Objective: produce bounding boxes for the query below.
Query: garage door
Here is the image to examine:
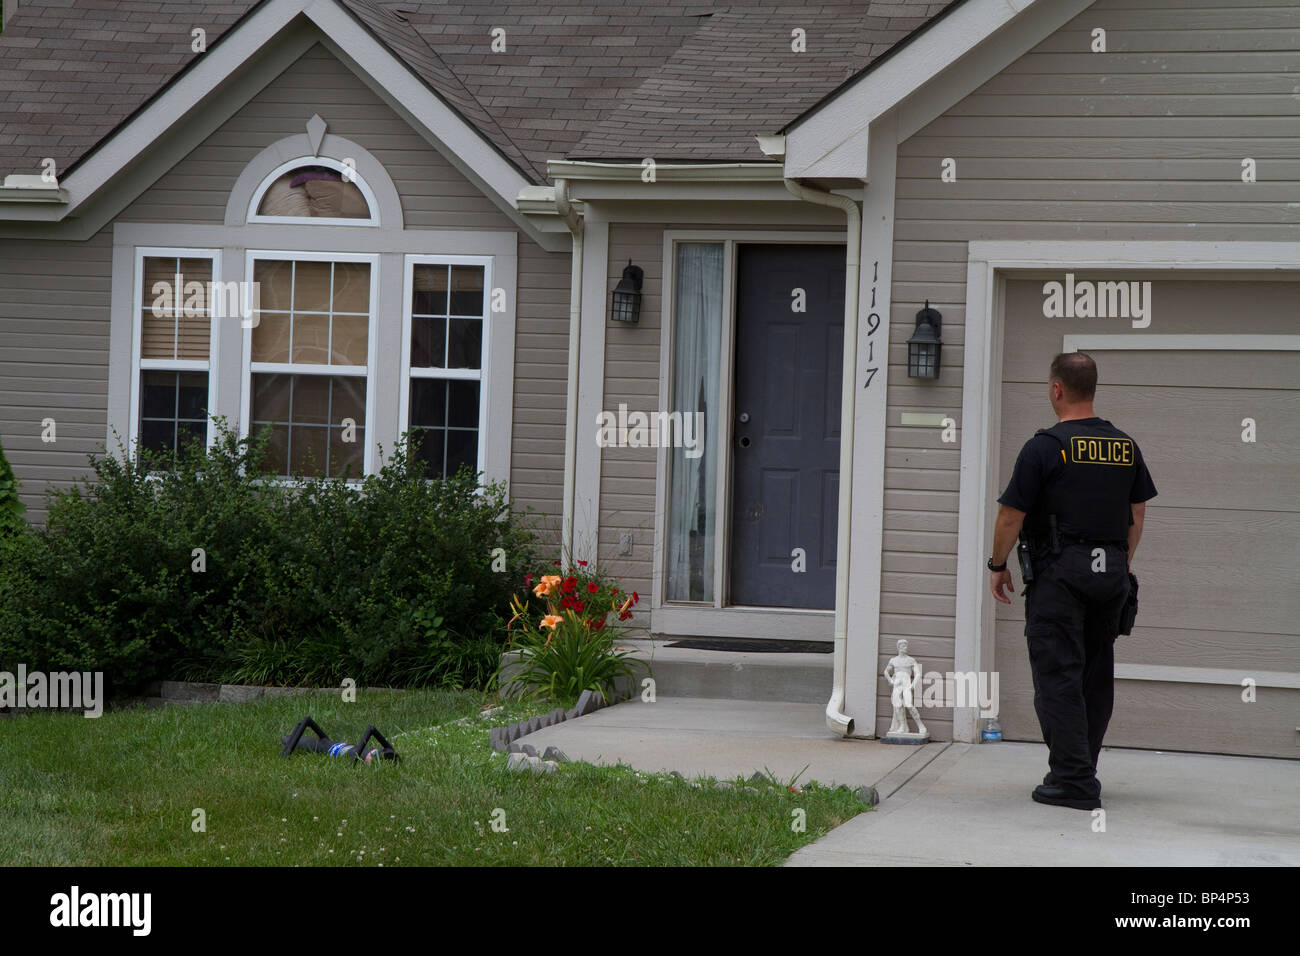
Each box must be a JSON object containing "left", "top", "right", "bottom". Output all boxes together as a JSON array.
[{"left": 995, "top": 275, "right": 1300, "bottom": 758}]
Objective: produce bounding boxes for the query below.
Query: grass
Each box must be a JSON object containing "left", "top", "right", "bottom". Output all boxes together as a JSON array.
[{"left": 0, "top": 689, "right": 867, "bottom": 866}]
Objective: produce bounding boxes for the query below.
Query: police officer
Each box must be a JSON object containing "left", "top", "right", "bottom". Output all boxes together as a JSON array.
[{"left": 987, "top": 352, "right": 1157, "bottom": 810}]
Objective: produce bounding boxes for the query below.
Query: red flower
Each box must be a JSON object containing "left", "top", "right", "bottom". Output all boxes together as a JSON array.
[
  {"left": 610, "top": 588, "right": 619, "bottom": 595},
  {"left": 577, "top": 560, "right": 588, "bottom": 567},
  {"left": 553, "top": 560, "right": 561, "bottom": 567},
  {"left": 524, "top": 573, "right": 533, "bottom": 588},
  {"left": 632, "top": 591, "right": 640, "bottom": 605},
  {"left": 561, "top": 595, "right": 575, "bottom": 610},
  {"left": 587, "top": 582, "right": 599, "bottom": 594},
  {"left": 575, "top": 600, "right": 585, "bottom": 613},
  {"left": 562, "top": 576, "right": 577, "bottom": 593},
  {"left": 619, "top": 610, "right": 632, "bottom": 621},
  {"left": 592, "top": 619, "right": 606, "bottom": 631}
]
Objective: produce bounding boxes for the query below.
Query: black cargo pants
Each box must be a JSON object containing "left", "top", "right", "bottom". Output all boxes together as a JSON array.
[{"left": 1024, "top": 541, "right": 1131, "bottom": 799}]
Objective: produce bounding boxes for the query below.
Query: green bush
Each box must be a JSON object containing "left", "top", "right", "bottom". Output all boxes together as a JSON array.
[
  {"left": 0, "top": 423, "right": 539, "bottom": 695},
  {"left": 0, "top": 436, "right": 25, "bottom": 539}
]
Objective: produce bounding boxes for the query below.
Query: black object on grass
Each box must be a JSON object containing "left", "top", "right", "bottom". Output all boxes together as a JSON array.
[{"left": 280, "top": 715, "right": 401, "bottom": 764}]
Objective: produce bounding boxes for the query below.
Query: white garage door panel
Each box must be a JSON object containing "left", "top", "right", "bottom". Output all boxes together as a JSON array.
[
  {"left": 999, "top": 277, "right": 1300, "bottom": 386},
  {"left": 1000, "top": 384, "right": 1300, "bottom": 512},
  {"left": 994, "top": 625, "right": 1299, "bottom": 758}
]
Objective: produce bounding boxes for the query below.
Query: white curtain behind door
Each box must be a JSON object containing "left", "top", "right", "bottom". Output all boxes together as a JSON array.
[{"left": 666, "top": 242, "right": 724, "bottom": 602}]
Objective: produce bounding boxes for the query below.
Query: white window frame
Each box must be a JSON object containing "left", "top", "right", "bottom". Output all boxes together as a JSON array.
[
  {"left": 246, "top": 156, "right": 381, "bottom": 228},
  {"left": 129, "top": 246, "right": 222, "bottom": 457},
  {"left": 399, "top": 254, "right": 495, "bottom": 480},
  {"left": 239, "top": 249, "right": 381, "bottom": 478}
]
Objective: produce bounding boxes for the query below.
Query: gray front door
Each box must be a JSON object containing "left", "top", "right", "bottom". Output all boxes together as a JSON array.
[{"left": 730, "top": 244, "right": 844, "bottom": 608}]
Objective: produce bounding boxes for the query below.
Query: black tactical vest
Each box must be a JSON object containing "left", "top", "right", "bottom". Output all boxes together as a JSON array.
[{"left": 1026, "top": 419, "right": 1138, "bottom": 542}]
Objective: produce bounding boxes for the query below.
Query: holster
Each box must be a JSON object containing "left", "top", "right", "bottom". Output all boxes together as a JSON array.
[
  {"left": 1118, "top": 571, "right": 1139, "bottom": 635},
  {"left": 1016, "top": 533, "right": 1034, "bottom": 585}
]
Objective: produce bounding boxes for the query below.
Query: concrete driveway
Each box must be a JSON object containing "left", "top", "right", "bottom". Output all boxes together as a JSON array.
[{"left": 518, "top": 697, "right": 1300, "bottom": 866}]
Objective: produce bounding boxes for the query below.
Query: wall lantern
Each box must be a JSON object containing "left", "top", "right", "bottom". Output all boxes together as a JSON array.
[
  {"left": 907, "top": 300, "right": 943, "bottom": 379},
  {"left": 610, "top": 260, "right": 644, "bottom": 324}
]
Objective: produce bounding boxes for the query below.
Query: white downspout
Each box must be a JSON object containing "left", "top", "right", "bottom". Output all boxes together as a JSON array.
[
  {"left": 784, "top": 178, "right": 860, "bottom": 737},
  {"left": 555, "top": 179, "right": 584, "bottom": 567}
]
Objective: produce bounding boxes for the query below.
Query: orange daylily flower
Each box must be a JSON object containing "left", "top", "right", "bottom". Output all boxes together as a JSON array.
[
  {"left": 540, "top": 614, "right": 563, "bottom": 630},
  {"left": 533, "top": 575, "right": 563, "bottom": 597}
]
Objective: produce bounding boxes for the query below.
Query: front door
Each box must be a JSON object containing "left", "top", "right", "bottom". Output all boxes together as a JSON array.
[{"left": 729, "top": 244, "right": 844, "bottom": 608}]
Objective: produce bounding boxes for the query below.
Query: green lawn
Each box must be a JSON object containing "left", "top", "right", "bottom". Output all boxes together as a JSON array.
[{"left": 0, "top": 689, "right": 865, "bottom": 866}]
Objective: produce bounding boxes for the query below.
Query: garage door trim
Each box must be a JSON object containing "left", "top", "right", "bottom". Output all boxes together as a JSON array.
[{"left": 951, "top": 239, "right": 1300, "bottom": 744}]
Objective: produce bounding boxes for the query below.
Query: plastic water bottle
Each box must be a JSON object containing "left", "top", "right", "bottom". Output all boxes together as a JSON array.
[{"left": 981, "top": 716, "right": 1002, "bottom": 742}]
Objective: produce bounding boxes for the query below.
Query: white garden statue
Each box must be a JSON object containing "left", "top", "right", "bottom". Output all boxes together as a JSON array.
[{"left": 882, "top": 638, "right": 928, "bottom": 741}]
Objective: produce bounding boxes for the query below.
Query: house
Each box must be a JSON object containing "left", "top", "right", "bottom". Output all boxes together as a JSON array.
[{"left": 1, "top": 0, "right": 1296, "bottom": 757}]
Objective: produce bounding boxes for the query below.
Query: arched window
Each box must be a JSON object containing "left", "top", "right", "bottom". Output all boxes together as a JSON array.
[{"left": 247, "top": 157, "right": 378, "bottom": 226}]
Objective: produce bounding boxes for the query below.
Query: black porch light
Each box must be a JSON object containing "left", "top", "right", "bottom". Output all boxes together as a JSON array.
[
  {"left": 907, "top": 300, "right": 943, "bottom": 379},
  {"left": 610, "top": 260, "right": 644, "bottom": 324}
]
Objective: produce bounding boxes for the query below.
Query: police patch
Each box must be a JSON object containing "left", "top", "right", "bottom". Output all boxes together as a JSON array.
[{"left": 1069, "top": 436, "right": 1134, "bottom": 466}]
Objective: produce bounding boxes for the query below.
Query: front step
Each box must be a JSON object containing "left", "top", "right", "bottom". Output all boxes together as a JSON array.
[{"left": 620, "top": 639, "right": 832, "bottom": 704}]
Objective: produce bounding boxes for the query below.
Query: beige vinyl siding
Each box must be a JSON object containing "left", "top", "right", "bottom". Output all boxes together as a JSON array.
[
  {"left": 598, "top": 223, "right": 665, "bottom": 597},
  {"left": 879, "top": 0, "right": 1300, "bottom": 737},
  {"left": 119, "top": 43, "right": 516, "bottom": 232},
  {"left": 0, "top": 228, "right": 114, "bottom": 525},
  {"left": 511, "top": 239, "right": 570, "bottom": 548}
]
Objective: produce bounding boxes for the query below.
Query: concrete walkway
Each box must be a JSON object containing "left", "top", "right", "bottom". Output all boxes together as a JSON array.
[{"left": 519, "top": 697, "right": 1300, "bottom": 866}]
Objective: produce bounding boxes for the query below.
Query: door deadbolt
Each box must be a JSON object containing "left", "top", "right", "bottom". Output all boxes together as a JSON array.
[{"left": 738, "top": 436, "right": 752, "bottom": 449}]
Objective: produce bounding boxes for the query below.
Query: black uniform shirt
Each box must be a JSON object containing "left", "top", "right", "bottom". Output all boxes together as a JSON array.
[{"left": 998, "top": 417, "right": 1158, "bottom": 526}]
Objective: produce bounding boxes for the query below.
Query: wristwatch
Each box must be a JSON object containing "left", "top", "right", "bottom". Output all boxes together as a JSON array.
[{"left": 987, "top": 557, "right": 1007, "bottom": 572}]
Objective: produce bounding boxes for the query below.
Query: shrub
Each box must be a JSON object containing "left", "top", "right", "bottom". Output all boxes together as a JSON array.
[
  {"left": 0, "top": 423, "right": 539, "bottom": 695},
  {"left": 0, "top": 436, "right": 25, "bottom": 539}
]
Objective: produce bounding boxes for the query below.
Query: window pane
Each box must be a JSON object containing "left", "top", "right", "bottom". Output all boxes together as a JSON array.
[
  {"left": 177, "top": 419, "right": 206, "bottom": 454},
  {"left": 141, "top": 256, "right": 213, "bottom": 361},
  {"left": 261, "top": 423, "right": 290, "bottom": 476},
  {"left": 291, "top": 312, "right": 330, "bottom": 365},
  {"left": 289, "top": 424, "right": 329, "bottom": 475},
  {"left": 253, "top": 260, "right": 293, "bottom": 311},
  {"left": 412, "top": 264, "right": 448, "bottom": 316},
  {"left": 141, "top": 371, "right": 176, "bottom": 419},
  {"left": 139, "top": 370, "right": 209, "bottom": 463},
  {"left": 331, "top": 314, "right": 368, "bottom": 365},
  {"left": 256, "top": 167, "right": 371, "bottom": 219},
  {"left": 665, "top": 242, "right": 724, "bottom": 602},
  {"left": 251, "top": 373, "right": 366, "bottom": 478},
  {"left": 447, "top": 379, "right": 479, "bottom": 429},
  {"left": 292, "top": 374, "right": 330, "bottom": 424},
  {"left": 251, "top": 313, "right": 291, "bottom": 363},
  {"left": 449, "top": 265, "right": 484, "bottom": 315},
  {"left": 139, "top": 419, "right": 175, "bottom": 458},
  {"left": 252, "top": 372, "right": 291, "bottom": 422},
  {"left": 409, "top": 379, "right": 446, "bottom": 429},
  {"left": 446, "top": 428, "right": 478, "bottom": 477},
  {"left": 411, "top": 315, "right": 445, "bottom": 369},
  {"left": 293, "top": 260, "right": 332, "bottom": 313},
  {"left": 333, "top": 262, "right": 370, "bottom": 313},
  {"left": 176, "top": 371, "right": 208, "bottom": 420},
  {"left": 330, "top": 426, "right": 365, "bottom": 477},
  {"left": 412, "top": 428, "right": 444, "bottom": 478},
  {"left": 448, "top": 318, "right": 482, "bottom": 369}
]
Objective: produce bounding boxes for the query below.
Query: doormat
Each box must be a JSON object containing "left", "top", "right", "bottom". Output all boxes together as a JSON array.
[{"left": 666, "top": 639, "right": 832, "bottom": 654}]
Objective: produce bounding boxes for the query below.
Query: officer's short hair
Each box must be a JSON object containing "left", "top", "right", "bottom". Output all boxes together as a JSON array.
[{"left": 1049, "top": 352, "right": 1097, "bottom": 401}]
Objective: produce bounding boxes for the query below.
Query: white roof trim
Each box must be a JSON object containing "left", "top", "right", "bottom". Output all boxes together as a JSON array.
[
  {"left": 22, "top": 0, "right": 531, "bottom": 223},
  {"left": 784, "top": 0, "right": 1049, "bottom": 180}
]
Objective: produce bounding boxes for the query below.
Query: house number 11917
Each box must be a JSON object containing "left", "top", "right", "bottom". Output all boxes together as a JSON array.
[{"left": 864, "top": 260, "right": 880, "bottom": 389}]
